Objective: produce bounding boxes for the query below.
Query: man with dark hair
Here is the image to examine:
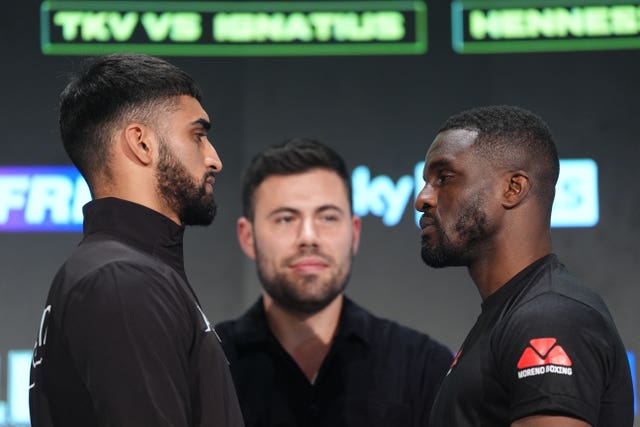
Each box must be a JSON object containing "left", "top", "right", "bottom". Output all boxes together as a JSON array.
[
  {"left": 216, "top": 137, "right": 453, "bottom": 427},
  {"left": 416, "top": 105, "right": 633, "bottom": 426},
  {"left": 29, "top": 53, "right": 244, "bottom": 427}
]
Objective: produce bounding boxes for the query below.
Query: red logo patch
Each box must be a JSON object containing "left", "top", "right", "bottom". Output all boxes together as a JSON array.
[{"left": 517, "top": 338, "right": 572, "bottom": 369}]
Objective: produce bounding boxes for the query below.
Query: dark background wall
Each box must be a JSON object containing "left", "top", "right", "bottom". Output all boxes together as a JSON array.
[{"left": 1, "top": 1, "right": 638, "bottom": 425}]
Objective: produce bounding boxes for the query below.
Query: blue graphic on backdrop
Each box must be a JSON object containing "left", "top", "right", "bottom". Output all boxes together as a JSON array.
[
  {"left": 0, "top": 166, "right": 89, "bottom": 232},
  {"left": 353, "top": 159, "right": 599, "bottom": 228},
  {"left": 0, "top": 160, "right": 599, "bottom": 232}
]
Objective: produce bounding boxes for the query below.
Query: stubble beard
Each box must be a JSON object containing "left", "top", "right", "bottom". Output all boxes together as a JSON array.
[
  {"left": 420, "top": 195, "right": 489, "bottom": 268},
  {"left": 256, "top": 247, "right": 352, "bottom": 315},
  {"left": 155, "top": 138, "right": 217, "bottom": 226}
]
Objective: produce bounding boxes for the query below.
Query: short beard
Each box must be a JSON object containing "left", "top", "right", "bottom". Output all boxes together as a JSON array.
[
  {"left": 421, "top": 195, "right": 488, "bottom": 268},
  {"left": 155, "top": 138, "right": 217, "bottom": 226},
  {"left": 256, "top": 248, "right": 351, "bottom": 315}
]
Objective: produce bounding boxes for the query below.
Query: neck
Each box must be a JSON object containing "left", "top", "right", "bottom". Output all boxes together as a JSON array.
[
  {"left": 469, "top": 228, "right": 552, "bottom": 300},
  {"left": 263, "top": 294, "right": 343, "bottom": 383},
  {"left": 95, "top": 153, "right": 182, "bottom": 225}
]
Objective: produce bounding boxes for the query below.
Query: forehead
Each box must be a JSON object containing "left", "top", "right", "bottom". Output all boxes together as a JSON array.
[
  {"left": 165, "top": 95, "right": 209, "bottom": 123},
  {"left": 425, "top": 128, "right": 479, "bottom": 170},
  {"left": 253, "top": 169, "right": 350, "bottom": 212}
]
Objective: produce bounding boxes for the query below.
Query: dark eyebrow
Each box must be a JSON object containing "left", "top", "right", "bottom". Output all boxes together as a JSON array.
[
  {"left": 267, "top": 207, "right": 299, "bottom": 218},
  {"left": 427, "top": 158, "right": 452, "bottom": 172},
  {"left": 317, "top": 205, "right": 345, "bottom": 215},
  {"left": 192, "top": 118, "right": 211, "bottom": 131},
  {"left": 266, "top": 205, "right": 345, "bottom": 218},
  {"left": 424, "top": 158, "right": 453, "bottom": 180}
]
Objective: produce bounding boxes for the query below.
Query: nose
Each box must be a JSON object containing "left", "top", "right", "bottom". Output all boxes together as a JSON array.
[
  {"left": 298, "top": 217, "right": 319, "bottom": 248},
  {"left": 205, "top": 142, "right": 223, "bottom": 172},
  {"left": 415, "top": 183, "right": 436, "bottom": 212}
]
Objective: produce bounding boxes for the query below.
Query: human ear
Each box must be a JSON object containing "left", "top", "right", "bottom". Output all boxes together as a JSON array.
[
  {"left": 351, "top": 215, "right": 362, "bottom": 255},
  {"left": 502, "top": 172, "right": 530, "bottom": 209},
  {"left": 123, "top": 123, "right": 154, "bottom": 166},
  {"left": 237, "top": 217, "right": 256, "bottom": 259}
]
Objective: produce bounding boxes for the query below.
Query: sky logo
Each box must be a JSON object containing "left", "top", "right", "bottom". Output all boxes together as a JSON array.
[
  {"left": 551, "top": 159, "right": 599, "bottom": 227},
  {"left": 353, "top": 159, "right": 599, "bottom": 228},
  {"left": 0, "top": 166, "right": 90, "bottom": 232}
]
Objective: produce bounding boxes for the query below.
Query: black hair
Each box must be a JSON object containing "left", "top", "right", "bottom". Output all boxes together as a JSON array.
[
  {"left": 59, "top": 53, "right": 202, "bottom": 187},
  {"left": 439, "top": 105, "right": 559, "bottom": 211},
  {"left": 241, "top": 137, "right": 352, "bottom": 219}
]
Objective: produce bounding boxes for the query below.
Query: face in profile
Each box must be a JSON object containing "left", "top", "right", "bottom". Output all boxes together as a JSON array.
[
  {"left": 415, "top": 129, "right": 497, "bottom": 268},
  {"left": 239, "top": 169, "right": 361, "bottom": 315},
  {"left": 154, "top": 96, "right": 222, "bottom": 226},
  {"left": 156, "top": 139, "right": 216, "bottom": 225}
]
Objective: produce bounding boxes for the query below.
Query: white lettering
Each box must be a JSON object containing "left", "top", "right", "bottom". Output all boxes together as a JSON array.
[
  {"left": 0, "top": 175, "right": 29, "bottom": 223},
  {"left": 518, "top": 366, "right": 546, "bottom": 378},
  {"left": 8, "top": 351, "right": 32, "bottom": 423},
  {"left": 72, "top": 176, "right": 91, "bottom": 224},
  {"left": 518, "top": 364, "right": 573, "bottom": 379},
  {"left": 352, "top": 166, "right": 413, "bottom": 226},
  {"left": 25, "top": 175, "right": 74, "bottom": 224}
]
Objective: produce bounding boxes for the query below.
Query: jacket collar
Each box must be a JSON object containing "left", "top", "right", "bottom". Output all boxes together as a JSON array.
[
  {"left": 230, "top": 296, "right": 371, "bottom": 349},
  {"left": 82, "top": 197, "right": 186, "bottom": 279}
]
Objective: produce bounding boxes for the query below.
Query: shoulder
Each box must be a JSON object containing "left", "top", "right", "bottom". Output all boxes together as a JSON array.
[
  {"left": 345, "top": 299, "right": 452, "bottom": 362},
  {"left": 61, "top": 237, "right": 181, "bottom": 289},
  {"left": 61, "top": 259, "right": 175, "bottom": 303},
  {"left": 69, "top": 238, "right": 175, "bottom": 278},
  {"left": 492, "top": 271, "right": 625, "bottom": 371},
  {"left": 506, "top": 262, "right": 617, "bottom": 335},
  {"left": 215, "top": 300, "right": 262, "bottom": 335},
  {"left": 52, "top": 242, "right": 190, "bottom": 324},
  {"left": 214, "top": 300, "right": 266, "bottom": 356},
  {"left": 343, "top": 301, "right": 453, "bottom": 392},
  {"left": 215, "top": 318, "right": 238, "bottom": 340},
  {"left": 514, "top": 256, "right": 612, "bottom": 319}
]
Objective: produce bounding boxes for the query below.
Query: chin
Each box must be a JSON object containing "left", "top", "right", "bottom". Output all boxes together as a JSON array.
[{"left": 420, "top": 257, "right": 450, "bottom": 269}]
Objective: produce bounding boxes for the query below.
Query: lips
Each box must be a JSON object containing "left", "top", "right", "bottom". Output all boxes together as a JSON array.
[
  {"left": 419, "top": 215, "right": 438, "bottom": 237},
  {"left": 419, "top": 214, "right": 435, "bottom": 230},
  {"left": 289, "top": 257, "right": 329, "bottom": 273},
  {"left": 204, "top": 175, "right": 216, "bottom": 192}
]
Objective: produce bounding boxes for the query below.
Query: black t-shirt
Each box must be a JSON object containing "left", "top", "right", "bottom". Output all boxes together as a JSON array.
[
  {"left": 216, "top": 297, "right": 453, "bottom": 427},
  {"left": 29, "top": 198, "right": 244, "bottom": 427},
  {"left": 429, "top": 254, "right": 634, "bottom": 427}
]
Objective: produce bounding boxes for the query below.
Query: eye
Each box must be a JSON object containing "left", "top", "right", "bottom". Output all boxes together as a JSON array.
[
  {"left": 436, "top": 172, "right": 454, "bottom": 185},
  {"left": 317, "top": 209, "right": 343, "bottom": 224},
  {"left": 195, "top": 132, "right": 207, "bottom": 142},
  {"left": 275, "top": 215, "right": 294, "bottom": 224},
  {"left": 321, "top": 214, "right": 339, "bottom": 222}
]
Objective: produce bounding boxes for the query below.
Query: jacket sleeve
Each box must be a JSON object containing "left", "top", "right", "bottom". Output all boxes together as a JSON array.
[{"left": 62, "top": 262, "right": 194, "bottom": 426}]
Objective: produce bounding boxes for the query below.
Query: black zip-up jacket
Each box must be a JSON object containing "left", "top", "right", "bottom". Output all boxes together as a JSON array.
[{"left": 30, "top": 197, "right": 244, "bottom": 427}]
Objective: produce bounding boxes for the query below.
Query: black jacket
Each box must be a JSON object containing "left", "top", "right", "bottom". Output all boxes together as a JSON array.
[{"left": 30, "top": 197, "right": 244, "bottom": 427}]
